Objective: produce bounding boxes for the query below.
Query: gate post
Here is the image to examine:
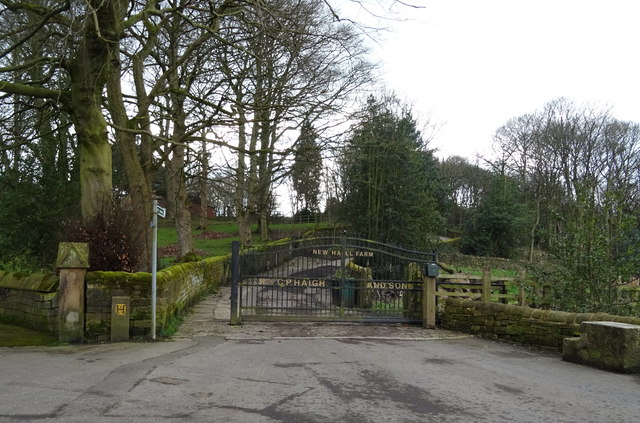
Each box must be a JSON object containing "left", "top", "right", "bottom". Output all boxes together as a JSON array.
[
  {"left": 56, "top": 242, "right": 89, "bottom": 343},
  {"left": 482, "top": 268, "right": 491, "bottom": 302},
  {"left": 423, "top": 275, "right": 436, "bottom": 329},
  {"left": 518, "top": 269, "right": 527, "bottom": 306},
  {"left": 230, "top": 241, "right": 241, "bottom": 325},
  {"left": 339, "top": 232, "right": 346, "bottom": 315}
]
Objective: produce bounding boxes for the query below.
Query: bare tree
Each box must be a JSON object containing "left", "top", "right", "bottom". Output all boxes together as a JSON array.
[
  {"left": 0, "top": 0, "right": 130, "bottom": 221},
  {"left": 105, "top": 0, "right": 239, "bottom": 262},
  {"left": 215, "top": 0, "right": 373, "bottom": 245},
  {"left": 492, "top": 98, "right": 640, "bottom": 309}
]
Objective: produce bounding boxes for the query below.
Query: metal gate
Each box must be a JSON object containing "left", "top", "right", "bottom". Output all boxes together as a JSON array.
[{"left": 230, "top": 235, "right": 437, "bottom": 324}]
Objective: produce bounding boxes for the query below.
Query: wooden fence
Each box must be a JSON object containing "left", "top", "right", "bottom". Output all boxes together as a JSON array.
[{"left": 435, "top": 268, "right": 550, "bottom": 305}]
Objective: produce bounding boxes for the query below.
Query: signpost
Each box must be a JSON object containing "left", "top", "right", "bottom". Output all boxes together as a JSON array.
[{"left": 151, "top": 200, "right": 166, "bottom": 340}]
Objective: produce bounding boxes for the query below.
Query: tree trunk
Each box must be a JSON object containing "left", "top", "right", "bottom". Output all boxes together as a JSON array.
[
  {"left": 74, "top": 114, "right": 113, "bottom": 223},
  {"left": 238, "top": 212, "right": 253, "bottom": 248},
  {"left": 199, "top": 139, "right": 209, "bottom": 229},
  {"left": 67, "top": 0, "right": 127, "bottom": 222},
  {"left": 165, "top": 12, "right": 194, "bottom": 258},
  {"left": 167, "top": 144, "right": 193, "bottom": 257},
  {"left": 528, "top": 197, "right": 541, "bottom": 263},
  {"left": 120, "top": 147, "right": 153, "bottom": 270},
  {"left": 234, "top": 103, "right": 255, "bottom": 248},
  {"left": 259, "top": 211, "right": 269, "bottom": 242},
  {"left": 106, "top": 66, "right": 154, "bottom": 271},
  {"left": 166, "top": 90, "right": 193, "bottom": 257}
]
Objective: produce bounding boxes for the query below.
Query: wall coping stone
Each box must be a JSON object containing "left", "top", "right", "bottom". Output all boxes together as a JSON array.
[
  {"left": 563, "top": 321, "right": 640, "bottom": 373},
  {"left": 0, "top": 271, "right": 59, "bottom": 292}
]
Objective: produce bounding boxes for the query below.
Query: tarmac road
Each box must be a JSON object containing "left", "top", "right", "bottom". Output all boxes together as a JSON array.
[{"left": 1, "top": 288, "right": 639, "bottom": 422}]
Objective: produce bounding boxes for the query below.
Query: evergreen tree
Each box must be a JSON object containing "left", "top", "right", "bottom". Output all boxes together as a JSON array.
[
  {"left": 338, "top": 94, "right": 442, "bottom": 247},
  {"left": 291, "top": 121, "right": 323, "bottom": 214},
  {"left": 0, "top": 125, "right": 80, "bottom": 270},
  {"left": 461, "top": 171, "right": 531, "bottom": 258}
]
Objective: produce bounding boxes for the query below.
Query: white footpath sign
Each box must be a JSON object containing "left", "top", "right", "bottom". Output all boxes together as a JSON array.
[{"left": 156, "top": 205, "right": 166, "bottom": 218}]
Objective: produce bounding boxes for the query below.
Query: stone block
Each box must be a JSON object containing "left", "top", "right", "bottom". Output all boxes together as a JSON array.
[
  {"left": 56, "top": 243, "right": 89, "bottom": 269},
  {"left": 58, "top": 268, "right": 87, "bottom": 343},
  {"left": 111, "top": 296, "right": 130, "bottom": 342},
  {"left": 562, "top": 321, "right": 640, "bottom": 373}
]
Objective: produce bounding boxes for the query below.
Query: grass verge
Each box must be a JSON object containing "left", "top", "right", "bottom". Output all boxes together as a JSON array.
[{"left": 0, "top": 322, "right": 58, "bottom": 347}]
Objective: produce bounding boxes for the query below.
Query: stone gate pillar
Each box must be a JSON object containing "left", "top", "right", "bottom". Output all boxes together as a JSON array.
[{"left": 56, "top": 242, "right": 89, "bottom": 343}]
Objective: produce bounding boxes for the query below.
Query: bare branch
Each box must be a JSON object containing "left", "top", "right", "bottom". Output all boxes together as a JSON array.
[
  {"left": 0, "top": 0, "right": 71, "bottom": 59},
  {"left": 0, "top": 80, "right": 68, "bottom": 103}
]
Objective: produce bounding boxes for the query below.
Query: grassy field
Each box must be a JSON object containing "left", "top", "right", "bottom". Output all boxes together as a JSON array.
[{"left": 158, "top": 219, "right": 330, "bottom": 261}]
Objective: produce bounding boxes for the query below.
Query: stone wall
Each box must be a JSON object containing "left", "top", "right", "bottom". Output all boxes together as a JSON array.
[
  {"left": 85, "top": 255, "right": 230, "bottom": 342},
  {"left": 0, "top": 271, "right": 59, "bottom": 334},
  {"left": 441, "top": 298, "right": 640, "bottom": 349}
]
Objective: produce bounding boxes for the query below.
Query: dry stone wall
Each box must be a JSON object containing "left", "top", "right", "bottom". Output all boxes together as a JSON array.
[
  {"left": 0, "top": 271, "right": 59, "bottom": 334},
  {"left": 1, "top": 255, "right": 230, "bottom": 341},
  {"left": 85, "top": 255, "right": 230, "bottom": 342},
  {"left": 441, "top": 298, "right": 640, "bottom": 349}
]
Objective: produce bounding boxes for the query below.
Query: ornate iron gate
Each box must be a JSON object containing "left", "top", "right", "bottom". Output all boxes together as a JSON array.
[{"left": 230, "top": 236, "right": 436, "bottom": 324}]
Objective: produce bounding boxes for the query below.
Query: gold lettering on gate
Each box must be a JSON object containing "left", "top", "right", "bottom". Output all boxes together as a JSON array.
[
  {"left": 366, "top": 282, "right": 411, "bottom": 290},
  {"left": 257, "top": 278, "right": 329, "bottom": 288},
  {"left": 312, "top": 249, "right": 374, "bottom": 258}
]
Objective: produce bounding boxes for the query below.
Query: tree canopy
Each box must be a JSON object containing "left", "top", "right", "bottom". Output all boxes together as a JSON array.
[
  {"left": 491, "top": 98, "right": 640, "bottom": 312},
  {"left": 338, "top": 94, "right": 443, "bottom": 247},
  {"left": 0, "top": 0, "right": 375, "bottom": 266}
]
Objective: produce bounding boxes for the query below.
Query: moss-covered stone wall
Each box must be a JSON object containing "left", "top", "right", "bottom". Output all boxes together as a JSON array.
[
  {"left": 441, "top": 298, "right": 640, "bottom": 349},
  {"left": 0, "top": 271, "right": 59, "bottom": 334},
  {"left": 85, "top": 255, "right": 230, "bottom": 342}
]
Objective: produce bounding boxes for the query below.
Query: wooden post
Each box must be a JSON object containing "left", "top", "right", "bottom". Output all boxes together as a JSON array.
[
  {"left": 543, "top": 284, "right": 551, "bottom": 308},
  {"left": 423, "top": 275, "right": 436, "bottom": 329},
  {"left": 482, "top": 267, "right": 491, "bottom": 302},
  {"left": 518, "top": 269, "right": 527, "bottom": 306}
]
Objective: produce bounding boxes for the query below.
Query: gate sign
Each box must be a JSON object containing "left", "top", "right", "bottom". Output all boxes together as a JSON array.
[
  {"left": 231, "top": 236, "right": 437, "bottom": 325},
  {"left": 156, "top": 204, "right": 166, "bottom": 218}
]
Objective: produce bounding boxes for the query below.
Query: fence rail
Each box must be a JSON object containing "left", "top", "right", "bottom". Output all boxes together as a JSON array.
[{"left": 434, "top": 268, "right": 550, "bottom": 308}]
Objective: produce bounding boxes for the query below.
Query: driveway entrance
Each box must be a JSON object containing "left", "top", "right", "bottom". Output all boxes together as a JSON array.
[{"left": 230, "top": 236, "right": 437, "bottom": 324}]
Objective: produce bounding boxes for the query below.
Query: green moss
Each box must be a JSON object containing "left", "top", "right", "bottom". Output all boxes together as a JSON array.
[
  {"left": 83, "top": 256, "right": 229, "bottom": 342},
  {"left": 130, "top": 307, "right": 151, "bottom": 320},
  {"left": 158, "top": 316, "right": 183, "bottom": 338},
  {"left": 87, "top": 271, "right": 151, "bottom": 288},
  {"left": 85, "top": 320, "right": 109, "bottom": 335},
  {"left": 587, "top": 349, "right": 603, "bottom": 360},
  {"left": 175, "top": 251, "right": 202, "bottom": 263},
  {"left": 0, "top": 271, "right": 59, "bottom": 292}
]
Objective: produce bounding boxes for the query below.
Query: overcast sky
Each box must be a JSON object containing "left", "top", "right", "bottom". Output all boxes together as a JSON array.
[{"left": 364, "top": 0, "right": 640, "bottom": 160}]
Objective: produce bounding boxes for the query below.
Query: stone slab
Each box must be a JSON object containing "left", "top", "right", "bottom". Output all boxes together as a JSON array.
[
  {"left": 563, "top": 321, "right": 640, "bottom": 373},
  {"left": 111, "top": 296, "right": 131, "bottom": 342}
]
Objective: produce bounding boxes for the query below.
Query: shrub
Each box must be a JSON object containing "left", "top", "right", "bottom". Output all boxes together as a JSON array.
[{"left": 64, "top": 201, "right": 146, "bottom": 272}]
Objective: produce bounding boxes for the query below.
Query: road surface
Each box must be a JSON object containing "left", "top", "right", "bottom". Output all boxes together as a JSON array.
[{"left": 1, "top": 288, "right": 638, "bottom": 422}]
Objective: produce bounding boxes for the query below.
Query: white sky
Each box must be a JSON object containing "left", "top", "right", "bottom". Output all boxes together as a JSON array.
[{"left": 367, "top": 0, "right": 640, "bottom": 160}]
